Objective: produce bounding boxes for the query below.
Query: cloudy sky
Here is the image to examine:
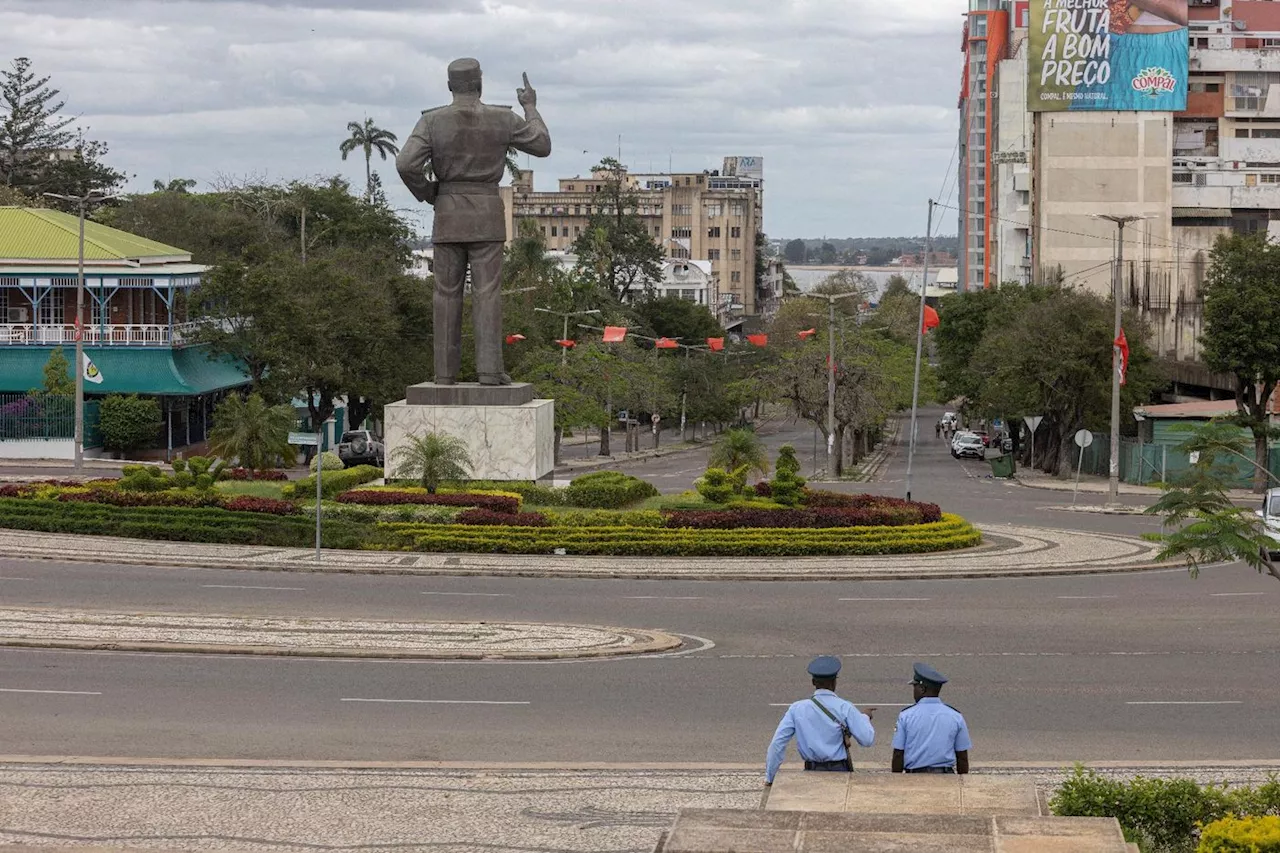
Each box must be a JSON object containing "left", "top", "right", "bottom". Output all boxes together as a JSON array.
[{"left": 0, "top": 0, "right": 963, "bottom": 239}]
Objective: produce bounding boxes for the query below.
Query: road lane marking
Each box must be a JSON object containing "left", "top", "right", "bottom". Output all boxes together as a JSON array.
[
  {"left": 420, "top": 592, "right": 511, "bottom": 597},
  {"left": 1126, "top": 696, "right": 1244, "bottom": 701},
  {"left": 623, "top": 596, "right": 706, "bottom": 600},
  {"left": 1057, "top": 596, "right": 1118, "bottom": 600},
  {"left": 201, "top": 584, "right": 305, "bottom": 591},
  {"left": 0, "top": 577, "right": 33, "bottom": 581},
  {"left": 839, "top": 597, "right": 930, "bottom": 602},
  {"left": 1211, "top": 593, "right": 1266, "bottom": 597},
  {"left": 0, "top": 688, "right": 100, "bottom": 696},
  {"left": 340, "top": 698, "right": 529, "bottom": 705}
]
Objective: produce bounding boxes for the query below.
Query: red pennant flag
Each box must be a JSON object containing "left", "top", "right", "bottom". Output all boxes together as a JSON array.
[
  {"left": 747, "top": 334, "right": 768, "bottom": 347},
  {"left": 707, "top": 337, "right": 725, "bottom": 352},
  {"left": 73, "top": 314, "right": 83, "bottom": 342},
  {"left": 655, "top": 337, "right": 679, "bottom": 349},
  {"left": 1114, "top": 328, "right": 1129, "bottom": 386},
  {"left": 504, "top": 334, "right": 526, "bottom": 345},
  {"left": 798, "top": 328, "right": 817, "bottom": 340},
  {"left": 555, "top": 339, "right": 576, "bottom": 349},
  {"left": 602, "top": 325, "right": 628, "bottom": 343},
  {"left": 922, "top": 304, "right": 940, "bottom": 332}
]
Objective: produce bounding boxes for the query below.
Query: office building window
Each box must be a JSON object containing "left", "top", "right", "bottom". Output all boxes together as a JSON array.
[
  {"left": 708, "top": 226, "right": 721, "bottom": 238},
  {"left": 704, "top": 202, "right": 722, "bottom": 217},
  {"left": 575, "top": 225, "right": 582, "bottom": 236},
  {"left": 37, "top": 295, "right": 64, "bottom": 326},
  {"left": 730, "top": 201, "right": 745, "bottom": 216},
  {"left": 731, "top": 249, "right": 742, "bottom": 260},
  {"left": 681, "top": 289, "right": 697, "bottom": 302},
  {"left": 551, "top": 226, "right": 558, "bottom": 237},
  {"left": 708, "top": 249, "right": 720, "bottom": 261},
  {"left": 672, "top": 227, "right": 692, "bottom": 238},
  {"left": 672, "top": 204, "right": 692, "bottom": 216},
  {"left": 730, "top": 226, "right": 741, "bottom": 238},
  {"left": 730, "top": 271, "right": 742, "bottom": 283}
]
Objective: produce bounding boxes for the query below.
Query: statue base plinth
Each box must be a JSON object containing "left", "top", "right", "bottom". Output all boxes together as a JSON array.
[
  {"left": 406, "top": 382, "right": 535, "bottom": 407},
  {"left": 384, "top": 394, "right": 554, "bottom": 482}
]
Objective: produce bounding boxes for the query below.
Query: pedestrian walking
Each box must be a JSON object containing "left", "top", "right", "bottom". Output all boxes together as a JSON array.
[
  {"left": 764, "top": 656, "right": 875, "bottom": 789},
  {"left": 935, "top": 421, "right": 942, "bottom": 439},
  {"left": 891, "top": 663, "right": 971, "bottom": 774}
]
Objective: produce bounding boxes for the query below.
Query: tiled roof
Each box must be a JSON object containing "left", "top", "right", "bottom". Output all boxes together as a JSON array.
[
  {"left": 0, "top": 207, "right": 190, "bottom": 262},
  {"left": 1136, "top": 400, "right": 1245, "bottom": 418}
]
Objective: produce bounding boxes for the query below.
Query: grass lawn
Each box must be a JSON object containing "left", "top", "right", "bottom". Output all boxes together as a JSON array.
[{"left": 215, "top": 480, "right": 288, "bottom": 499}]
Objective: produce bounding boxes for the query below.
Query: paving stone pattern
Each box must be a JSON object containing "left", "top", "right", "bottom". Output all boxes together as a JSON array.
[{"left": 0, "top": 609, "right": 677, "bottom": 659}]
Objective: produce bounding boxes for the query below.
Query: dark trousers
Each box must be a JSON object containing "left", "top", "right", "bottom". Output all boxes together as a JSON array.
[
  {"left": 804, "top": 759, "right": 851, "bottom": 772},
  {"left": 905, "top": 766, "right": 955, "bottom": 774},
  {"left": 432, "top": 241, "right": 505, "bottom": 382}
]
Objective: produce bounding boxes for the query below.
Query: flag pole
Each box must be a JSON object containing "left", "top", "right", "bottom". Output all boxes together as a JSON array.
[{"left": 904, "top": 199, "right": 933, "bottom": 503}]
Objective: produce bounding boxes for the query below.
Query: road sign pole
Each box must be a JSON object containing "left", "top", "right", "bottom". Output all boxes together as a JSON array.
[
  {"left": 315, "top": 424, "right": 323, "bottom": 564},
  {"left": 1073, "top": 444, "right": 1085, "bottom": 507}
]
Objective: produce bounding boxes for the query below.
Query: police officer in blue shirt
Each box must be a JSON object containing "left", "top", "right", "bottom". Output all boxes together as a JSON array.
[
  {"left": 764, "top": 656, "right": 875, "bottom": 787},
  {"left": 891, "top": 662, "right": 971, "bottom": 774}
]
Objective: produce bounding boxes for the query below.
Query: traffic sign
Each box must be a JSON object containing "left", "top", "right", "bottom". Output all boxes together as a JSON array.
[
  {"left": 288, "top": 432, "right": 318, "bottom": 446},
  {"left": 1074, "top": 429, "right": 1093, "bottom": 449},
  {"left": 1024, "top": 415, "right": 1043, "bottom": 433}
]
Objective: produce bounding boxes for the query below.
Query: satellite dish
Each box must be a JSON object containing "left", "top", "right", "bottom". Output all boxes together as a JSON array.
[{"left": 1233, "top": 19, "right": 1247, "bottom": 30}]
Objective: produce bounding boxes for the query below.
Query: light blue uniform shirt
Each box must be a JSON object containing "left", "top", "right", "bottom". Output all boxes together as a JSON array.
[
  {"left": 765, "top": 689, "right": 875, "bottom": 783},
  {"left": 892, "top": 697, "right": 971, "bottom": 770}
]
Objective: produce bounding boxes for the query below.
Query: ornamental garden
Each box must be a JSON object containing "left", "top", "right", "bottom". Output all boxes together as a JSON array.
[{"left": 0, "top": 441, "right": 980, "bottom": 557}]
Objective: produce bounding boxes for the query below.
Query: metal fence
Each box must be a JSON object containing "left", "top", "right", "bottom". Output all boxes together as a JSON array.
[
  {"left": 1072, "top": 432, "right": 1280, "bottom": 489},
  {"left": 0, "top": 393, "right": 101, "bottom": 445}
]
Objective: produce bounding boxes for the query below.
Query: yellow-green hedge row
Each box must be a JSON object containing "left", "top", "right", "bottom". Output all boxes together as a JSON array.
[{"left": 1198, "top": 816, "right": 1280, "bottom": 852}]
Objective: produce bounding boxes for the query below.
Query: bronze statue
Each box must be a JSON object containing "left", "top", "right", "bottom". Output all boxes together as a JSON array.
[{"left": 396, "top": 59, "right": 552, "bottom": 386}]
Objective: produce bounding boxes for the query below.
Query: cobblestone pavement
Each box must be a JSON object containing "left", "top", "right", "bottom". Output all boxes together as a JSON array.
[
  {"left": 1, "top": 762, "right": 1278, "bottom": 852},
  {"left": 0, "top": 609, "right": 679, "bottom": 660},
  {"left": 0, "top": 524, "right": 1165, "bottom": 581}
]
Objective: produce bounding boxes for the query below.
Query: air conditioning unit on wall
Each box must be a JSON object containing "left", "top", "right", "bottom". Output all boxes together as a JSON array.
[{"left": 6, "top": 307, "right": 28, "bottom": 323}]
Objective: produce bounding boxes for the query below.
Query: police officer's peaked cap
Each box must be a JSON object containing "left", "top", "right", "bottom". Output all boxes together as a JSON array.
[
  {"left": 911, "top": 662, "right": 948, "bottom": 686},
  {"left": 448, "top": 58, "right": 483, "bottom": 84},
  {"left": 808, "top": 656, "right": 841, "bottom": 678}
]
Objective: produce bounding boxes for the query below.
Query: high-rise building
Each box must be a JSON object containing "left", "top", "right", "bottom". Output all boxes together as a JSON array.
[
  {"left": 499, "top": 158, "right": 763, "bottom": 324},
  {"left": 958, "top": 0, "right": 1009, "bottom": 291}
]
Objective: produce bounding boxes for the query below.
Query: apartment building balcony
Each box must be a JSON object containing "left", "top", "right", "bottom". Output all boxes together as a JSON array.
[
  {"left": 1222, "top": 136, "right": 1280, "bottom": 162},
  {"left": 0, "top": 323, "right": 200, "bottom": 347},
  {"left": 1191, "top": 46, "right": 1280, "bottom": 73}
]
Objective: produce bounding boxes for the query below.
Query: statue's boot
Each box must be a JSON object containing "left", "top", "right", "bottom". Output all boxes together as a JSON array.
[{"left": 478, "top": 372, "right": 512, "bottom": 386}]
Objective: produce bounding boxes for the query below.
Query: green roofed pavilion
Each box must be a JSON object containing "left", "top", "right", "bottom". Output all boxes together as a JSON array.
[{"left": 0, "top": 206, "right": 190, "bottom": 265}]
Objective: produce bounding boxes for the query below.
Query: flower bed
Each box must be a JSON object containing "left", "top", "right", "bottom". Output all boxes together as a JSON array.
[
  {"left": 382, "top": 514, "right": 981, "bottom": 557},
  {"left": 803, "top": 490, "right": 943, "bottom": 523},
  {"left": 337, "top": 489, "right": 520, "bottom": 514},
  {"left": 663, "top": 506, "right": 925, "bottom": 529},
  {"left": 456, "top": 507, "right": 549, "bottom": 526}
]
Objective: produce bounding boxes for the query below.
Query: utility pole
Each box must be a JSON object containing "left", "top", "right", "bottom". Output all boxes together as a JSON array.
[
  {"left": 1095, "top": 214, "right": 1143, "bottom": 506},
  {"left": 44, "top": 190, "right": 116, "bottom": 472},
  {"left": 904, "top": 199, "right": 934, "bottom": 502},
  {"left": 804, "top": 291, "right": 860, "bottom": 479}
]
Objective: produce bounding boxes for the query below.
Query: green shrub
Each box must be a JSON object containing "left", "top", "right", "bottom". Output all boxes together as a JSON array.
[
  {"left": 563, "top": 471, "right": 659, "bottom": 508},
  {"left": 1199, "top": 816, "right": 1280, "bottom": 852},
  {"left": 305, "top": 501, "right": 461, "bottom": 525},
  {"left": 0, "top": 498, "right": 374, "bottom": 549},
  {"left": 545, "top": 509, "right": 665, "bottom": 528},
  {"left": 120, "top": 465, "right": 169, "bottom": 492},
  {"left": 310, "top": 451, "right": 345, "bottom": 472},
  {"left": 459, "top": 480, "right": 566, "bottom": 506},
  {"left": 99, "top": 394, "right": 162, "bottom": 455},
  {"left": 1051, "top": 767, "right": 1280, "bottom": 852},
  {"left": 283, "top": 464, "right": 382, "bottom": 500},
  {"left": 695, "top": 468, "right": 737, "bottom": 504},
  {"left": 770, "top": 444, "right": 807, "bottom": 507}
]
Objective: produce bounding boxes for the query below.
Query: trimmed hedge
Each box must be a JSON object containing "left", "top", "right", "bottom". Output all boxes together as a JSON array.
[
  {"left": 338, "top": 490, "right": 520, "bottom": 514},
  {"left": 0, "top": 498, "right": 372, "bottom": 548},
  {"left": 461, "top": 480, "right": 566, "bottom": 506},
  {"left": 283, "top": 465, "right": 382, "bottom": 501},
  {"left": 546, "top": 509, "right": 665, "bottom": 528},
  {"left": 57, "top": 487, "right": 223, "bottom": 508},
  {"left": 383, "top": 514, "right": 980, "bottom": 556},
  {"left": 664, "top": 506, "right": 925, "bottom": 529},
  {"left": 804, "top": 490, "right": 943, "bottom": 523},
  {"left": 306, "top": 502, "right": 462, "bottom": 524},
  {"left": 564, "top": 471, "right": 659, "bottom": 508},
  {"left": 1052, "top": 767, "right": 1280, "bottom": 852},
  {"left": 1199, "top": 816, "right": 1280, "bottom": 852},
  {"left": 457, "top": 508, "right": 549, "bottom": 526},
  {"left": 222, "top": 496, "right": 299, "bottom": 515},
  {"left": 224, "top": 468, "right": 289, "bottom": 481}
]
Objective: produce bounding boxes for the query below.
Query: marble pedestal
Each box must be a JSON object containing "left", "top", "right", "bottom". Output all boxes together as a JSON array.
[{"left": 384, "top": 385, "right": 554, "bottom": 481}]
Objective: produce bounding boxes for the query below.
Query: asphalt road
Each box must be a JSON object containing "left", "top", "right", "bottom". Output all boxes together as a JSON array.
[{"left": 1, "top": 414, "right": 1276, "bottom": 767}]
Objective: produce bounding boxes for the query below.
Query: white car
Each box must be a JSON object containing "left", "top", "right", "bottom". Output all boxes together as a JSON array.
[
  {"left": 1257, "top": 488, "right": 1280, "bottom": 561},
  {"left": 951, "top": 433, "right": 986, "bottom": 460}
]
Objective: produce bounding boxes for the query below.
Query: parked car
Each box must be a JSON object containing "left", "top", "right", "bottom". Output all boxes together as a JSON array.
[
  {"left": 1257, "top": 488, "right": 1280, "bottom": 561},
  {"left": 335, "top": 429, "right": 385, "bottom": 467},
  {"left": 941, "top": 411, "right": 959, "bottom": 427},
  {"left": 972, "top": 431, "right": 991, "bottom": 447},
  {"left": 951, "top": 433, "right": 986, "bottom": 461}
]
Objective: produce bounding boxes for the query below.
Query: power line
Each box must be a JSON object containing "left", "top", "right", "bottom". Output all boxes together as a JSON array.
[{"left": 933, "top": 201, "right": 1204, "bottom": 256}]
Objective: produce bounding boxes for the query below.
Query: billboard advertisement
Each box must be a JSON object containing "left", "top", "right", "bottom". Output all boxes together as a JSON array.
[
  {"left": 723, "top": 156, "right": 763, "bottom": 179},
  {"left": 1028, "top": 0, "right": 1188, "bottom": 112}
]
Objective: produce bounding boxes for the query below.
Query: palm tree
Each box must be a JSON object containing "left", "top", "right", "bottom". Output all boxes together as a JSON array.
[
  {"left": 339, "top": 118, "right": 400, "bottom": 201},
  {"left": 391, "top": 432, "right": 472, "bottom": 494},
  {"left": 709, "top": 428, "right": 770, "bottom": 478},
  {"left": 208, "top": 393, "right": 295, "bottom": 472},
  {"left": 504, "top": 147, "right": 522, "bottom": 183}
]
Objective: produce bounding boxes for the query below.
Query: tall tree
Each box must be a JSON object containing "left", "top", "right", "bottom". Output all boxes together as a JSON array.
[
  {"left": 630, "top": 295, "right": 723, "bottom": 342},
  {"left": 339, "top": 118, "right": 400, "bottom": 202},
  {"left": 208, "top": 393, "right": 295, "bottom": 471},
  {"left": 152, "top": 178, "right": 197, "bottom": 193},
  {"left": 570, "top": 158, "right": 662, "bottom": 302},
  {"left": 0, "top": 57, "right": 75, "bottom": 187},
  {"left": 783, "top": 239, "right": 807, "bottom": 264},
  {"left": 1200, "top": 233, "right": 1280, "bottom": 493}
]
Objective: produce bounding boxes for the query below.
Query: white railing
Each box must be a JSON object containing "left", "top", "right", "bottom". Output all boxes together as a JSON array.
[{"left": 0, "top": 323, "right": 199, "bottom": 346}]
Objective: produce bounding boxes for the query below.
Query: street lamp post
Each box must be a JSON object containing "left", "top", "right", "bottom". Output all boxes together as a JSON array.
[
  {"left": 534, "top": 307, "right": 601, "bottom": 364},
  {"left": 1094, "top": 214, "right": 1144, "bottom": 506},
  {"left": 904, "top": 199, "right": 935, "bottom": 503},
  {"left": 43, "top": 190, "right": 115, "bottom": 472}
]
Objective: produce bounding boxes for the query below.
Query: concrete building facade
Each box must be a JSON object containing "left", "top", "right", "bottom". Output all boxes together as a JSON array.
[{"left": 499, "top": 157, "right": 762, "bottom": 323}]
